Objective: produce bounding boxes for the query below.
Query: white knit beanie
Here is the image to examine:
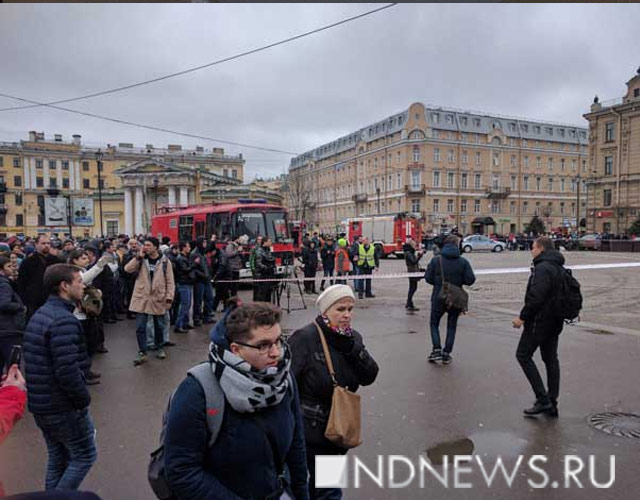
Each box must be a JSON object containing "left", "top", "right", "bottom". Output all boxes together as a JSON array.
[{"left": 316, "top": 284, "right": 356, "bottom": 314}]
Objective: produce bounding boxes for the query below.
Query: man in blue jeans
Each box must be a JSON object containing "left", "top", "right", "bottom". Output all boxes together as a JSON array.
[
  {"left": 424, "top": 235, "right": 476, "bottom": 364},
  {"left": 174, "top": 241, "right": 195, "bottom": 333},
  {"left": 23, "top": 264, "right": 97, "bottom": 490}
]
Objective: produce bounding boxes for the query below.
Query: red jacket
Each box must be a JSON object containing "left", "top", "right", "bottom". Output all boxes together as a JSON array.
[{"left": 0, "top": 385, "right": 26, "bottom": 497}]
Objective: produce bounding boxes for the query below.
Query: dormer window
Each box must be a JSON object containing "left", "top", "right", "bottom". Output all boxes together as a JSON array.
[{"left": 433, "top": 113, "right": 440, "bottom": 123}]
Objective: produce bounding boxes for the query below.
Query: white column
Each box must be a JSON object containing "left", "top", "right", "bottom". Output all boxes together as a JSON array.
[
  {"left": 23, "top": 160, "right": 31, "bottom": 189},
  {"left": 74, "top": 161, "right": 82, "bottom": 190},
  {"left": 124, "top": 188, "right": 133, "bottom": 236},
  {"left": 69, "top": 160, "right": 75, "bottom": 192},
  {"left": 135, "top": 187, "right": 144, "bottom": 235},
  {"left": 56, "top": 160, "right": 62, "bottom": 188},
  {"left": 30, "top": 158, "right": 37, "bottom": 188},
  {"left": 167, "top": 186, "right": 176, "bottom": 206},
  {"left": 179, "top": 186, "right": 188, "bottom": 206},
  {"left": 43, "top": 158, "right": 50, "bottom": 188}
]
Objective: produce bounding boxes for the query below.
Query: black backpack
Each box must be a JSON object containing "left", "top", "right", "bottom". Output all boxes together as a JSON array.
[{"left": 553, "top": 265, "right": 583, "bottom": 323}]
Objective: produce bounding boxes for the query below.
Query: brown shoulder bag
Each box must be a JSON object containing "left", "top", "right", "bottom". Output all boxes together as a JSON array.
[{"left": 315, "top": 321, "right": 362, "bottom": 449}]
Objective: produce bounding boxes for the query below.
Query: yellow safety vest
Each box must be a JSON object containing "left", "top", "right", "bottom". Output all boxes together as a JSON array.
[{"left": 357, "top": 244, "right": 376, "bottom": 267}]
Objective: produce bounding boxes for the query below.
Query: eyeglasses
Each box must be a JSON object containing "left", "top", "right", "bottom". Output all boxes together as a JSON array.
[{"left": 234, "top": 337, "right": 284, "bottom": 355}]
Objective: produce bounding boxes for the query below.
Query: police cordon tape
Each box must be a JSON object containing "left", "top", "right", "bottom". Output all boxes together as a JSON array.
[{"left": 214, "top": 261, "right": 640, "bottom": 284}]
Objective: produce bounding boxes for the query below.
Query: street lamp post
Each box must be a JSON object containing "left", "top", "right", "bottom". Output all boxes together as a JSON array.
[
  {"left": 376, "top": 187, "right": 381, "bottom": 214},
  {"left": 95, "top": 149, "right": 104, "bottom": 237}
]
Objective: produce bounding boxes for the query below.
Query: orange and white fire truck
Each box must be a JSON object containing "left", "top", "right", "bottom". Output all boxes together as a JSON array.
[{"left": 343, "top": 213, "right": 423, "bottom": 258}]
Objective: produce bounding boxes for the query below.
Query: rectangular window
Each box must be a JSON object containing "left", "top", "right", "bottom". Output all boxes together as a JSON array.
[
  {"left": 411, "top": 199, "right": 421, "bottom": 213},
  {"left": 548, "top": 158, "right": 553, "bottom": 171},
  {"left": 447, "top": 150, "right": 454, "bottom": 163},
  {"left": 605, "top": 122, "right": 615, "bottom": 142},
  {"left": 397, "top": 173, "right": 401, "bottom": 189},
  {"left": 434, "top": 148, "right": 440, "bottom": 162},
  {"left": 36, "top": 159, "right": 43, "bottom": 169},
  {"left": 447, "top": 199, "right": 454, "bottom": 213},
  {"left": 461, "top": 173, "right": 468, "bottom": 189},
  {"left": 510, "top": 175, "right": 517, "bottom": 190},
  {"left": 49, "top": 160, "right": 56, "bottom": 169},
  {"left": 491, "top": 201, "right": 500, "bottom": 214},
  {"left": 474, "top": 200, "right": 481, "bottom": 213},
  {"left": 572, "top": 159, "right": 576, "bottom": 172},
  {"left": 603, "top": 189, "right": 612, "bottom": 207},
  {"left": 536, "top": 157, "right": 541, "bottom": 168},
  {"left": 447, "top": 172, "right": 455, "bottom": 188},
  {"left": 523, "top": 201, "right": 528, "bottom": 214},
  {"left": 433, "top": 199, "right": 440, "bottom": 213},
  {"left": 548, "top": 178, "right": 553, "bottom": 191},
  {"left": 492, "top": 174, "right": 500, "bottom": 189},
  {"left": 474, "top": 173, "right": 481, "bottom": 189},
  {"left": 15, "top": 193, "right": 22, "bottom": 206},
  {"left": 82, "top": 161, "right": 89, "bottom": 171},
  {"left": 560, "top": 202, "right": 565, "bottom": 215},
  {"left": 510, "top": 202, "right": 516, "bottom": 215},
  {"left": 16, "top": 214, "right": 23, "bottom": 226},
  {"left": 232, "top": 169, "right": 238, "bottom": 179},
  {"left": 411, "top": 170, "right": 421, "bottom": 188},
  {"left": 396, "top": 151, "right": 401, "bottom": 165},
  {"left": 83, "top": 179, "right": 90, "bottom": 189},
  {"left": 413, "top": 148, "right": 421, "bottom": 162},
  {"left": 432, "top": 171, "right": 440, "bottom": 188},
  {"left": 49, "top": 178, "right": 57, "bottom": 188},
  {"left": 462, "top": 151, "right": 468, "bottom": 164},
  {"left": 523, "top": 176, "right": 529, "bottom": 190},
  {"left": 475, "top": 152, "right": 481, "bottom": 165},
  {"left": 223, "top": 169, "right": 228, "bottom": 177},
  {"left": 461, "top": 200, "right": 467, "bottom": 213},
  {"left": 524, "top": 156, "right": 529, "bottom": 168},
  {"left": 510, "top": 155, "right": 516, "bottom": 167},
  {"left": 36, "top": 176, "right": 44, "bottom": 187},
  {"left": 14, "top": 175, "right": 22, "bottom": 187},
  {"left": 604, "top": 156, "right": 613, "bottom": 175},
  {"left": 13, "top": 157, "right": 20, "bottom": 168},
  {"left": 62, "top": 161, "right": 69, "bottom": 170},
  {"left": 63, "top": 178, "right": 70, "bottom": 189},
  {"left": 536, "top": 177, "right": 541, "bottom": 191},
  {"left": 560, "top": 158, "right": 565, "bottom": 171},
  {"left": 560, "top": 178, "right": 565, "bottom": 192}
]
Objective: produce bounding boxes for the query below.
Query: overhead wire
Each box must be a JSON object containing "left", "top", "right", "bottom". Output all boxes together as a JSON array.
[{"left": 0, "top": 3, "right": 398, "bottom": 113}]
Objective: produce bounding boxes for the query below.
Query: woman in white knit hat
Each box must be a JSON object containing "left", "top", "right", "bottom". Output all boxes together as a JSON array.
[{"left": 288, "top": 284, "right": 379, "bottom": 500}]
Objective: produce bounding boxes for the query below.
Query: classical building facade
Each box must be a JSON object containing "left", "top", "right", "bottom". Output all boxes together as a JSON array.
[
  {"left": 0, "top": 132, "right": 245, "bottom": 236},
  {"left": 583, "top": 68, "right": 640, "bottom": 234},
  {"left": 288, "top": 103, "right": 589, "bottom": 235}
]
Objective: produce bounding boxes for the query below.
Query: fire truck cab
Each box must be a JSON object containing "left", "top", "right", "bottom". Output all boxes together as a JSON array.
[{"left": 344, "top": 213, "right": 423, "bottom": 258}]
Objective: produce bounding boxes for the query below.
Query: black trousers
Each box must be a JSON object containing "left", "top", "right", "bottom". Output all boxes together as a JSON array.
[
  {"left": 516, "top": 322, "right": 562, "bottom": 404},
  {"left": 406, "top": 278, "right": 419, "bottom": 307},
  {"left": 304, "top": 267, "right": 317, "bottom": 293}
]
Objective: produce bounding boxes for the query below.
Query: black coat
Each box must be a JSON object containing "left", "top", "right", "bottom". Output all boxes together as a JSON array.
[
  {"left": 519, "top": 250, "right": 566, "bottom": 334},
  {"left": 255, "top": 246, "right": 276, "bottom": 279},
  {"left": 289, "top": 318, "right": 379, "bottom": 451},
  {"left": 17, "top": 252, "right": 60, "bottom": 317},
  {"left": 23, "top": 296, "right": 91, "bottom": 415},
  {"left": 0, "top": 274, "right": 26, "bottom": 338},
  {"left": 320, "top": 244, "right": 336, "bottom": 269},
  {"left": 301, "top": 246, "right": 318, "bottom": 270},
  {"left": 425, "top": 244, "right": 476, "bottom": 302},
  {"left": 174, "top": 254, "right": 195, "bottom": 285},
  {"left": 403, "top": 244, "right": 423, "bottom": 273}
]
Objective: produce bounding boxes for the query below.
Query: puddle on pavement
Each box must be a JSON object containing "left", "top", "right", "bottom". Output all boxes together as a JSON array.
[
  {"left": 588, "top": 329, "right": 614, "bottom": 335},
  {"left": 425, "top": 432, "right": 529, "bottom": 465}
]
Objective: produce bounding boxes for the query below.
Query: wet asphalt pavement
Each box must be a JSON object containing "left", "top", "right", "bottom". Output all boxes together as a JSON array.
[{"left": 1, "top": 251, "right": 639, "bottom": 499}]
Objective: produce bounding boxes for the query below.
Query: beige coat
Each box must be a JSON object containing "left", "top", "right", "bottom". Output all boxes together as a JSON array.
[{"left": 125, "top": 254, "right": 175, "bottom": 315}]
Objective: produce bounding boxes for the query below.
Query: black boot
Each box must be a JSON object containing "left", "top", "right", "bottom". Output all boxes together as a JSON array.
[{"left": 523, "top": 399, "right": 553, "bottom": 416}]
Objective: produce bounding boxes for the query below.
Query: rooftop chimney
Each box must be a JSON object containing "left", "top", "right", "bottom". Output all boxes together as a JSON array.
[
  {"left": 54, "top": 134, "right": 62, "bottom": 142},
  {"left": 72, "top": 134, "right": 81, "bottom": 146},
  {"left": 28, "top": 131, "right": 37, "bottom": 141}
]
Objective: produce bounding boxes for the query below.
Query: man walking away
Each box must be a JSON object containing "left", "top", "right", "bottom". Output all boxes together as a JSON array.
[
  {"left": 334, "top": 238, "right": 351, "bottom": 285},
  {"left": 23, "top": 264, "right": 97, "bottom": 490},
  {"left": 17, "top": 235, "right": 59, "bottom": 320},
  {"left": 319, "top": 236, "right": 336, "bottom": 291},
  {"left": 512, "top": 236, "right": 565, "bottom": 417},
  {"left": 404, "top": 238, "right": 424, "bottom": 311},
  {"left": 356, "top": 237, "right": 379, "bottom": 299},
  {"left": 125, "top": 237, "right": 175, "bottom": 366},
  {"left": 425, "top": 235, "right": 475, "bottom": 364}
]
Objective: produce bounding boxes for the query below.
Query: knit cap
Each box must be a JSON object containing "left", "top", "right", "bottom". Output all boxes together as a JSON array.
[{"left": 316, "top": 284, "right": 355, "bottom": 314}]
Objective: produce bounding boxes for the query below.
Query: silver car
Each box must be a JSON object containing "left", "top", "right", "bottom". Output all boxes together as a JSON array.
[{"left": 461, "top": 235, "right": 506, "bottom": 253}]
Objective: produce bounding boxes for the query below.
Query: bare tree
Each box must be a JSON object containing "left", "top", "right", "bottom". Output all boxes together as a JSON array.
[{"left": 287, "top": 170, "right": 314, "bottom": 223}]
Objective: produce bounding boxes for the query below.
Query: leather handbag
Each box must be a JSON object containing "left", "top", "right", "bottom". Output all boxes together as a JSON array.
[
  {"left": 437, "top": 256, "right": 469, "bottom": 313},
  {"left": 315, "top": 322, "right": 362, "bottom": 449}
]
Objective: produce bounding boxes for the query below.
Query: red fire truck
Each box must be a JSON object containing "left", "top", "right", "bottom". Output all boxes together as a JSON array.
[
  {"left": 150, "top": 200, "right": 294, "bottom": 278},
  {"left": 343, "top": 213, "right": 423, "bottom": 258}
]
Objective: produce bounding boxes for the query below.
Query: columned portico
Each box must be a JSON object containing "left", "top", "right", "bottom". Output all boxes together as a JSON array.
[
  {"left": 135, "top": 187, "right": 144, "bottom": 235},
  {"left": 124, "top": 188, "right": 134, "bottom": 236}
]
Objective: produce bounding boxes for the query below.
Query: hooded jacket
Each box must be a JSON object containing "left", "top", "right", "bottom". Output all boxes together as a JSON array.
[
  {"left": 17, "top": 251, "right": 60, "bottom": 317},
  {"left": 425, "top": 244, "right": 476, "bottom": 301},
  {"left": 519, "top": 249, "right": 566, "bottom": 328}
]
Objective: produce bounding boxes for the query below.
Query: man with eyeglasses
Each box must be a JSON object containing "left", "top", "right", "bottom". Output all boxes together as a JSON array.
[{"left": 164, "top": 302, "right": 309, "bottom": 500}]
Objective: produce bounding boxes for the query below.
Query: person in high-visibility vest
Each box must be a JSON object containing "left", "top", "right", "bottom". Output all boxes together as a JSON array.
[{"left": 356, "top": 237, "right": 379, "bottom": 299}]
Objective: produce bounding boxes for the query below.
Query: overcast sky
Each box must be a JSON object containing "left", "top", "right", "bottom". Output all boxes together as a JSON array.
[{"left": 1, "top": 3, "right": 638, "bottom": 180}]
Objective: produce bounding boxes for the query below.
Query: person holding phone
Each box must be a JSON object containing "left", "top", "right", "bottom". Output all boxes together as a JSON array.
[{"left": 0, "top": 255, "right": 26, "bottom": 371}]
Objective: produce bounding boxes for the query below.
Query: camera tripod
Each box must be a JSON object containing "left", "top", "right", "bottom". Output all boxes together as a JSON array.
[{"left": 273, "top": 265, "right": 307, "bottom": 314}]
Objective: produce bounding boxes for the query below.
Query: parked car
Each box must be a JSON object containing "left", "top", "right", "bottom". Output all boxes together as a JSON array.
[
  {"left": 578, "top": 233, "right": 602, "bottom": 250},
  {"left": 461, "top": 235, "right": 506, "bottom": 253}
]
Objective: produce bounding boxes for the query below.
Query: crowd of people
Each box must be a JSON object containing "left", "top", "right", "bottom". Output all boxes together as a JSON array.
[{"left": 0, "top": 229, "right": 574, "bottom": 500}]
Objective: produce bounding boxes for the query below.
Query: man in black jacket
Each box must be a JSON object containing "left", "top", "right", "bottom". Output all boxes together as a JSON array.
[
  {"left": 425, "top": 235, "right": 476, "bottom": 364},
  {"left": 23, "top": 264, "right": 97, "bottom": 490},
  {"left": 174, "top": 242, "right": 195, "bottom": 333},
  {"left": 512, "top": 236, "right": 565, "bottom": 417},
  {"left": 254, "top": 237, "right": 276, "bottom": 303},
  {"left": 190, "top": 237, "right": 214, "bottom": 326},
  {"left": 403, "top": 239, "right": 424, "bottom": 311},
  {"left": 17, "top": 234, "right": 59, "bottom": 320},
  {"left": 319, "top": 237, "right": 336, "bottom": 292}
]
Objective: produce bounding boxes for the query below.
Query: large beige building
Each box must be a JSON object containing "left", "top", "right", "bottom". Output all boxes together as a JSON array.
[
  {"left": 584, "top": 68, "right": 640, "bottom": 234},
  {"left": 0, "top": 131, "right": 245, "bottom": 237},
  {"left": 288, "top": 103, "right": 589, "bottom": 235}
]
